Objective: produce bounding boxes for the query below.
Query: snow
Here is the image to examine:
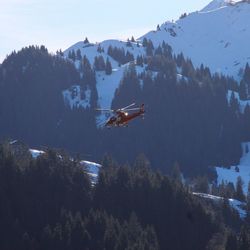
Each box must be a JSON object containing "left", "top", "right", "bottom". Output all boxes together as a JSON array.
[
  {"left": 201, "top": 0, "right": 232, "bottom": 12},
  {"left": 29, "top": 149, "right": 45, "bottom": 158},
  {"left": 64, "top": 39, "right": 145, "bottom": 119},
  {"left": 63, "top": 0, "right": 250, "bottom": 126},
  {"left": 177, "top": 73, "right": 188, "bottom": 82},
  {"left": 141, "top": 0, "right": 250, "bottom": 80},
  {"left": 216, "top": 142, "right": 250, "bottom": 194},
  {"left": 96, "top": 68, "right": 125, "bottom": 110},
  {"left": 229, "top": 198, "right": 247, "bottom": 218},
  {"left": 62, "top": 85, "right": 91, "bottom": 109},
  {"left": 193, "top": 192, "right": 246, "bottom": 218},
  {"left": 80, "top": 160, "right": 102, "bottom": 183},
  {"left": 227, "top": 90, "right": 250, "bottom": 112}
]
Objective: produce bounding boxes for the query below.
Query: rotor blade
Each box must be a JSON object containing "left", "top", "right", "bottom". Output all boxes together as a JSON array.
[
  {"left": 124, "top": 108, "right": 141, "bottom": 111},
  {"left": 121, "top": 103, "right": 136, "bottom": 110},
  {"left": 95, "top": 108, "right": 113, "bottom": 112}
]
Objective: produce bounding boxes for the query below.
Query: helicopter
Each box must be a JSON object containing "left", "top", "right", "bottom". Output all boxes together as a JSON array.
[{"left": 96, "top": 103, "right": 145, "bottom": 128}]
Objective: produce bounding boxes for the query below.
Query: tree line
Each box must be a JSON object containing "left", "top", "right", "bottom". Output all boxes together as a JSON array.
[{"left": 2, "top": 142, "right": 246, "bottom": 250}]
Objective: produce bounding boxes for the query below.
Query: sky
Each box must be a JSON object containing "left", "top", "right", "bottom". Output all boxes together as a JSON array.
[{"left": 0, "top": 0, "right": 212, "bottom": 62}]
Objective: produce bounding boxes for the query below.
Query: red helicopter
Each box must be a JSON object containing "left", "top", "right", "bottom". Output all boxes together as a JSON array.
[{"left": 96, "top": 103, "right": 145, "bottom": 128}]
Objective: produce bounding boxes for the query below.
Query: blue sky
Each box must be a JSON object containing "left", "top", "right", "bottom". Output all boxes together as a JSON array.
[{"left": 0, "top": 0, "right": 211, "bottom": 62}]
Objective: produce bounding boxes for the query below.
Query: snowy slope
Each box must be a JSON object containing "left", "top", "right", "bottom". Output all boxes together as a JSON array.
[
  {"left": 216, "top": 142, "right": 250, "bottom": 194},
  {"left": 63, "top": 0, "right": 250, "bottom": 117},
  {"left": 142, "top": 0, "right": 250, "bottom": 80}
]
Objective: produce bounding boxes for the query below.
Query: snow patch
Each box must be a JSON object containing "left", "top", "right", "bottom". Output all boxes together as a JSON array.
[
  {"left": 193, "top": 192, "right": 246, "bottom": 218},
  {"left": 80, "top": 160, "right": 102, "bottom": 183},
  {"left": 29, "top": 149, "right": 45, "bottom": 158}
]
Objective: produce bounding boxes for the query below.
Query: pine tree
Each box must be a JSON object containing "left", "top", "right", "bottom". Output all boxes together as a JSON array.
[
  {"left": 134, "top": 153, "right": 151, "bottom": 170},
  {"left": 246, "top": 144, "right": 249, "bottom": 154},
  {"left": 193, "top": 176, "right": 209, "bottom": 193},
  {"left": 234, "top": 176, "right": 245, "bottom": 201},
  {"left": 142, "top": 38, "right": 148, "bottom": 47},
  {"left": 97, "top": 45, "right": 104, "bottom": 53},
  {"left": 239, "top": 80, "right": 247, "bottom": 100},
  {"left": 126, "top": 39, "right": 132, "bottom": 47},
  {"left": 229, "top": 91, "right": 240, "bottom": 114},
  {"left": 171, "top": 161, "right": 182, "bottom": 183},
  {"left": 146, "top": 40, "right": 154, "bottom": 56},
  {"left": 238, "top": 226, "right": 250, "bottom": 250},
  {"left": 225, "top": 233, "right": 238, "bottom": 250},
  {"left": 246, "top": 181, "right": 250, "bottom": 223},
  {"left": 136, "top": 55, "right": 143, "bottom": 67},
  {"left": 105, "top": 58, "right": 112, "bottom": 75},
  {"left": 76, "top": 49, "right": 82, "bottom": 60},
  {"left": 83, "top": 37, "right": 89, "bottom": 44},
  {"left": 71, "top": 50, "right": 76, "bottom": 61},
  {"left": 243, "top": 63, "right": 250, "bottom": 98},
  {"left": 94, "top": 56, "right": 105, "bottom": 71},
  {"left": 242, "top": 104, "right": 250, "bottom": 141}
]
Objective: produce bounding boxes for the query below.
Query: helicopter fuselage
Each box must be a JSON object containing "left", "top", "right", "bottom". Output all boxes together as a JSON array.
[{"left": 105, "top": 105, "right": 144, "bottom": 127}]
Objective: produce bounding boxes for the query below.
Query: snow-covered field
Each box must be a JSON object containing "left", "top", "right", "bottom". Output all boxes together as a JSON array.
[{"left": 216, "top": 142, "right": 250, "bottom": 194}]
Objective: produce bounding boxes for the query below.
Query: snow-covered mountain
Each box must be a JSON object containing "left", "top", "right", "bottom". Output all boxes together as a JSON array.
[
  {"left": 64, "top": 39, "right": 145, "bottom": 111},
  {"left": 64, "top": 0, "right": 250, "bottom": 112},
  {"left": 142, "top": 0, "right": 250, "bottom": 80}
]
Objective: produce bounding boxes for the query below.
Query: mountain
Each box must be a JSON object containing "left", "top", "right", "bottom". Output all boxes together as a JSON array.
[
  {"left": 64, "top": 39, "right": 145, "bottom": 111},
  {"left": 64, "top": 0, "right": 250, "bottom": 113},
  {"left": 142, "top": 0, "right": 250, "bottom": 80},
  {"left": 0, "top": 0, "right": 249, "bottom": 178}
]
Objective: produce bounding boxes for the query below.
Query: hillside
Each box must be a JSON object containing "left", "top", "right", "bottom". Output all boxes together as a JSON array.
[
  {"left": 0, "top": 143, "right": 226, "bottom": 250},
  {"left": 63, "top": 0, "right": 250, "bottom": 113},
  {"left": 0, "top": 0, "right": 249, "bottom": 181}
]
